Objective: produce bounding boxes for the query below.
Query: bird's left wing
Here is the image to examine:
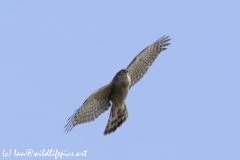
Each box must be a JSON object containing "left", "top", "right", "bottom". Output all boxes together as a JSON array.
[
  {"left": 65, "top": 83, "right": 113, "bottom": 133},
  {"left": 126, "top": 36, "right": 171, "bottom": 89}
]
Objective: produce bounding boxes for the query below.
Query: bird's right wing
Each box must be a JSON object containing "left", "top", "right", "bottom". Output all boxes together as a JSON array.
[
  {"left": 127, "top": 36, "right": 171, "bottom": 89},
  {"left": 65, "top": 83, "right": 113, "bottom": 133}
]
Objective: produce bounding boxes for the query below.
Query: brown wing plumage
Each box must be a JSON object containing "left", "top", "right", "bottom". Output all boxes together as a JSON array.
[
  {"left": 127, "top": 36, "right": 171, "bottom": 88},
  {"left": 65, "top": 83, "right": 113, "bottom": 133}
]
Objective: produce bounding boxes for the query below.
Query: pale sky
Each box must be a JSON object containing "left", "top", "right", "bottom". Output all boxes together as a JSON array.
[{"left": 1, "top": 1, "right": 240, "bottom": 160}]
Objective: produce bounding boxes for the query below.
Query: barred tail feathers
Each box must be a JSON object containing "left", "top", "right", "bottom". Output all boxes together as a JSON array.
[{"left": 103, "top": 103, "right": 128, "bottom": 135}]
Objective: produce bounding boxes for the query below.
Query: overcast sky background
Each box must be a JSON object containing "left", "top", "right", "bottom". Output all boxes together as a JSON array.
[{"left": 1, "top": 1, "right": 240, "bottom": 160}]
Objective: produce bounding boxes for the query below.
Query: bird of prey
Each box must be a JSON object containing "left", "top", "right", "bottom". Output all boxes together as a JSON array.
[{"left": 65, "top": 35, "right": 171, "bottom": 135}]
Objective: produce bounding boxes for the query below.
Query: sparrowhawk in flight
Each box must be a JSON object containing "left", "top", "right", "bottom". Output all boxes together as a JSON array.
[{"left": 65, "top": 35, "right": 171, "bottom": 135}]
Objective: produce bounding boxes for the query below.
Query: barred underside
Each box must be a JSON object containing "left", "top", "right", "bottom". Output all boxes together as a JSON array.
[
  {"left": 64, "top": 84, "right": 112, "bottom": 133},
  {"left": 104, "top": 103, "right": 128, "bottom": 135},
  {"left": 127, "top": 36, "right": 171, "bottom": 88}
]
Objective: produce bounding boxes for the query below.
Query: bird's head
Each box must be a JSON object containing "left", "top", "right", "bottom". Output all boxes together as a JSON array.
[
  {"left": 112, "top": 69, "right": 130, "bottom": 83},
  {"left": 117, "top": 69, "right": 128, "bottom": 76}
]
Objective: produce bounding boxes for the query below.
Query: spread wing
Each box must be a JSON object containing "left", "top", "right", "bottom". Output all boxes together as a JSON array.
[
  {"left": 64, "top": 83, "right": 113, "bottom": 133},
  {"left": 126, "top": 35, "right": 171, "bottom": 88}
]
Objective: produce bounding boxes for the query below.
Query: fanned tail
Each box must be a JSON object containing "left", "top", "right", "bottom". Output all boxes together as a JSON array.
[{"left": 104, "top": 103, "right": 128, "bottom": 135}]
